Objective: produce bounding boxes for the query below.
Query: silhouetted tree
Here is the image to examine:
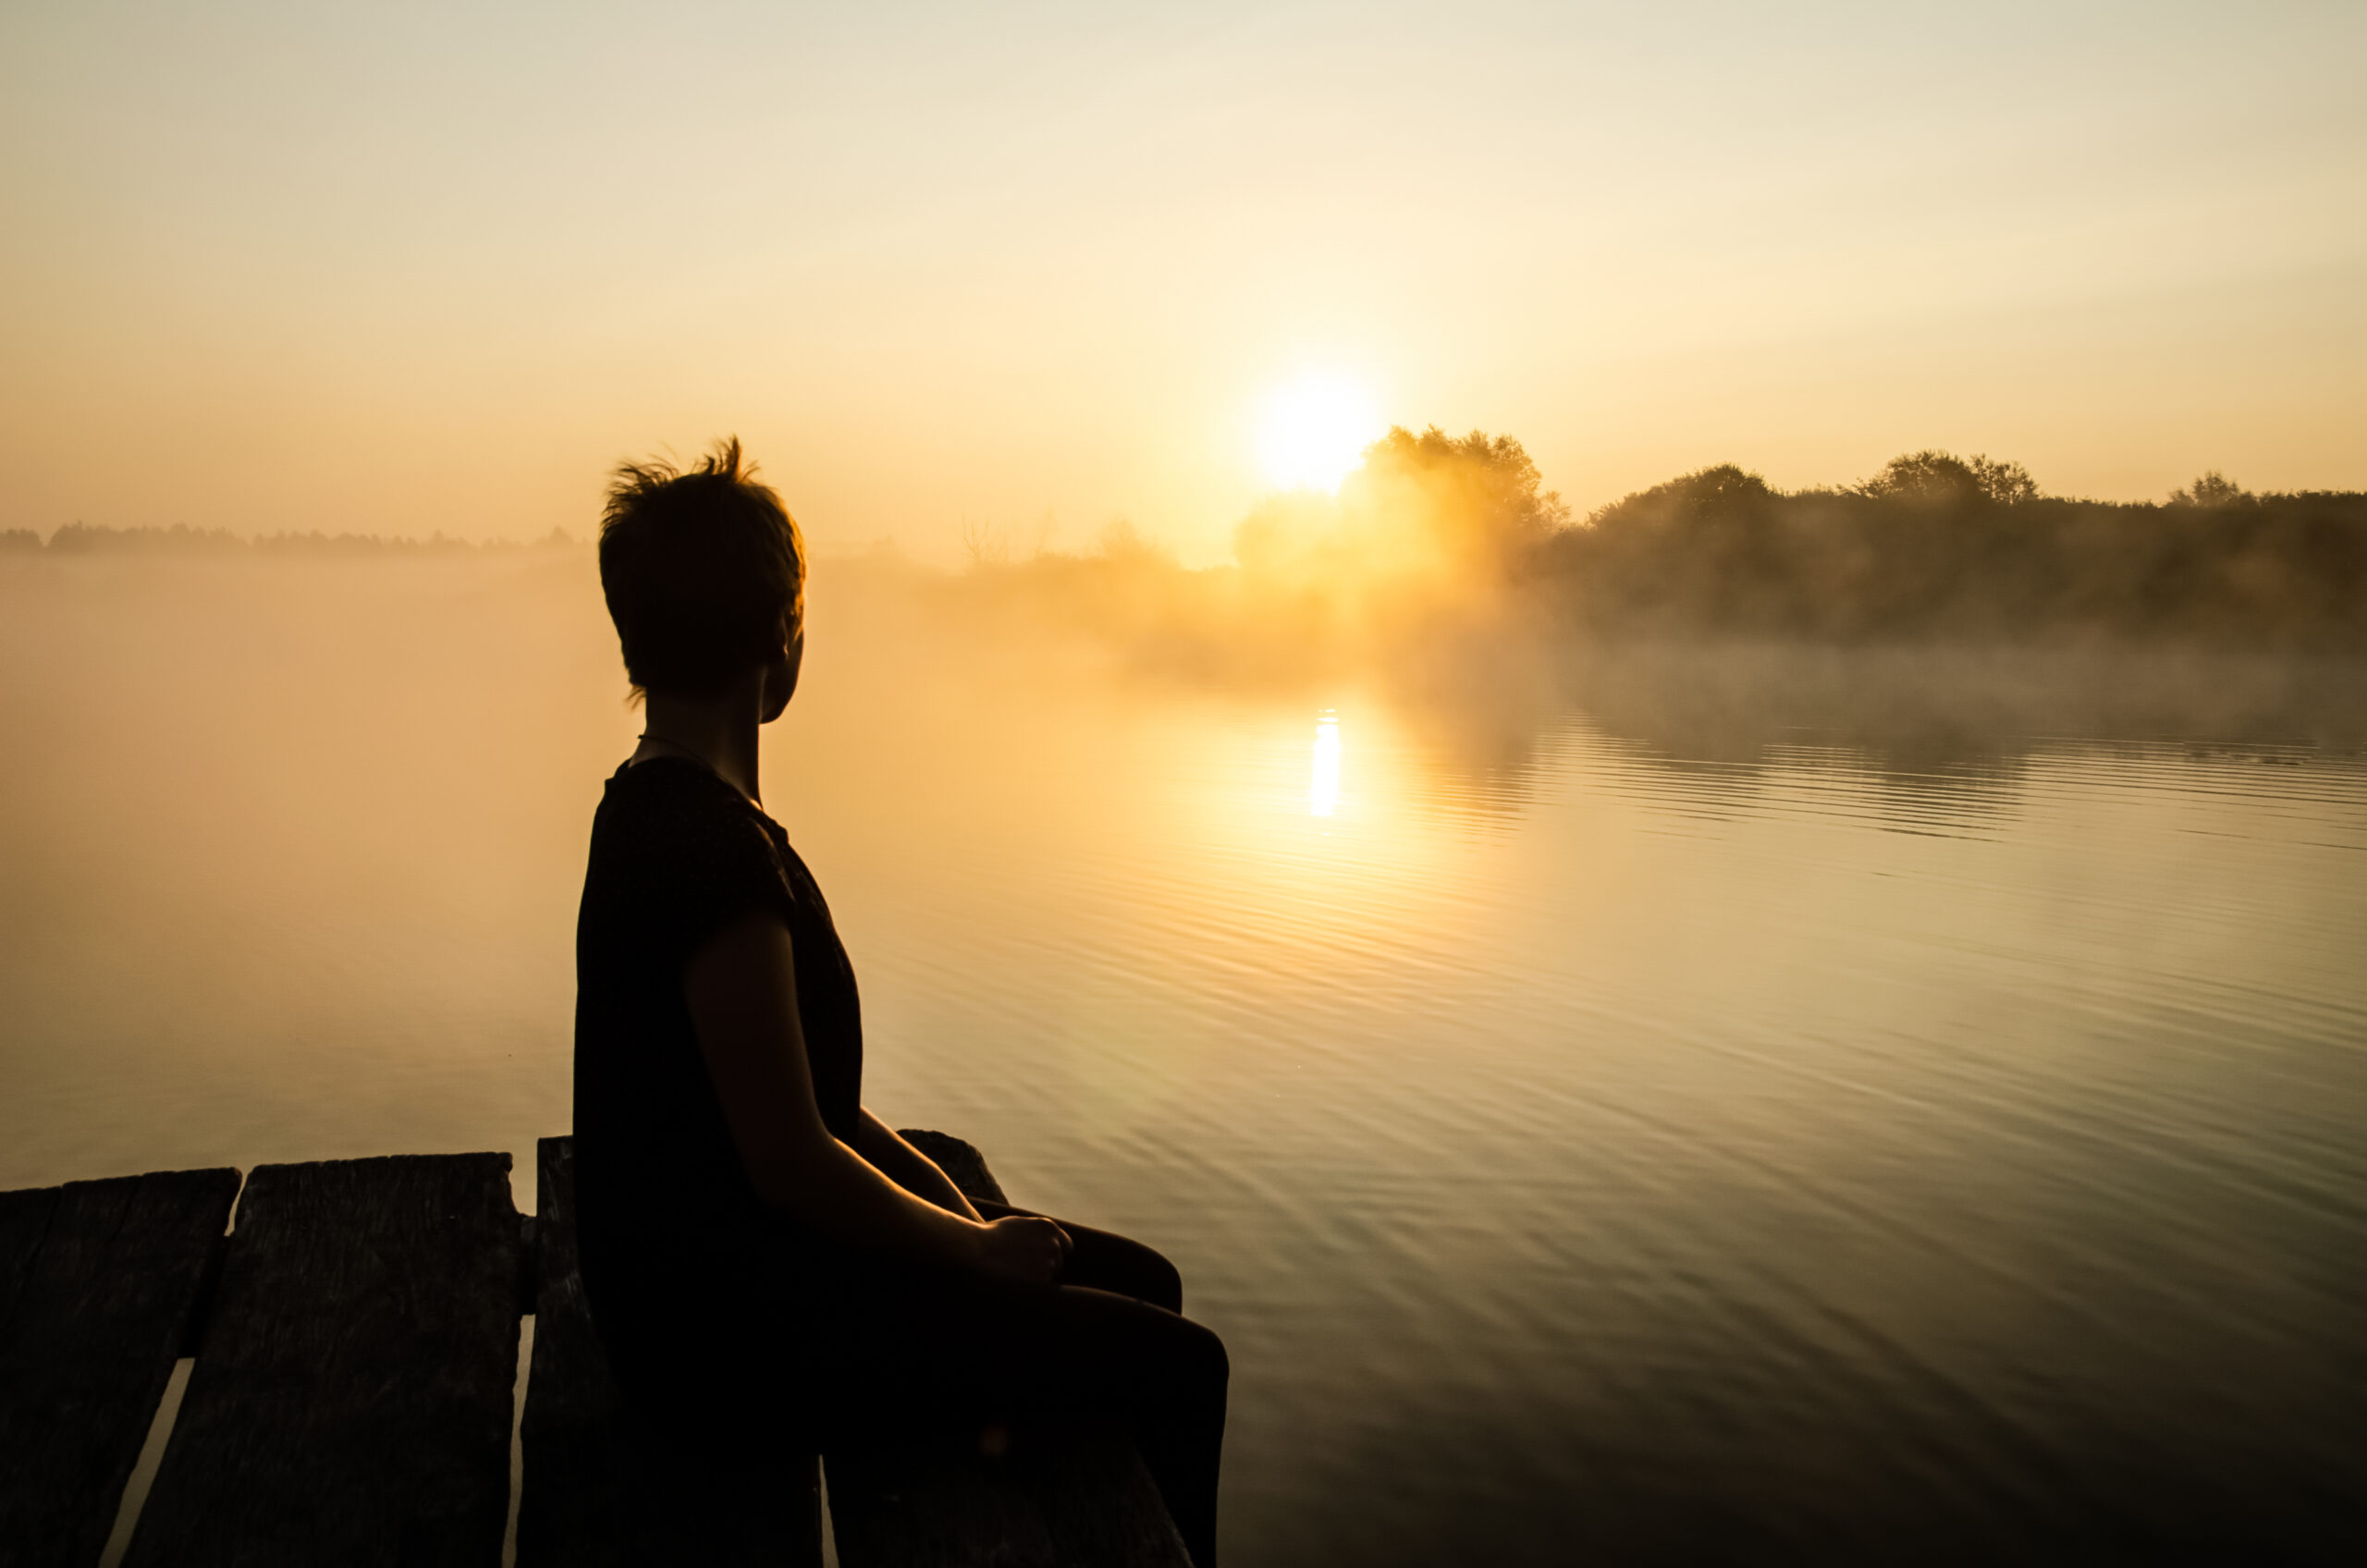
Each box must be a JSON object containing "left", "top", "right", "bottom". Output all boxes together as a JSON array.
[
  {"left": 1095, "top": 517, "right": 1173, "bottom": 567},
  {"left": 1968, "top": 455, "right": 2039, "bottom": 506},
  {"left": 1851, "top": 450, "right": 2038, "bottom": 507},
  {"left": 2169, "top": 472, "right": 2251, "bottom": 508},
  {"left": 1348, "top": 426, "right": 1570, "bottom": 563},
  {"left": 1229, "top": 426, "right": 1568, "bottom": 594},
  {"left": 959, "top": 518, "right": 1010, "bottom": 567},
  {"left": 1579, "top": 464, "right": 1775, "bottom": 533}
]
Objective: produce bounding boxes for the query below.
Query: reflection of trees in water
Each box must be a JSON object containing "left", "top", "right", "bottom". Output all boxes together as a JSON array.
[
  {"left": 1367, "top": 637, "right": 2367, "bottom": 829},
  {"left": 828, "top": 537, "right": 2367, "bottom": 828},
  {"left": 1363, "top": 641, "right": 1571, "bottom": 832},
  {"left": 889, "top": 432, "right": 2366, "bottom": 831}
]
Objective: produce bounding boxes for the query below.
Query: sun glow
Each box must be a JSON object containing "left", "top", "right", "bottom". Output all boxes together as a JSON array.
[
  {"left": 1259, "top": 375, "right": 1377, "bottom": 493},
  {"left": 1310, "top": 708, "right": 1341, "bottom": 817}
]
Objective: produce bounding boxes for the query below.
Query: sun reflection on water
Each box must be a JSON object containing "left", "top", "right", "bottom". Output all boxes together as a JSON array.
[{"left": 1310, "top": 708, "right": 1340, "bottom": 817}]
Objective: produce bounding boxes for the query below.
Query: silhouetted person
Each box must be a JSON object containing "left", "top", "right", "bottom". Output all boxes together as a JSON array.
[{"left": 572, "top": 440, "right": 1226, "bottom": 1563}]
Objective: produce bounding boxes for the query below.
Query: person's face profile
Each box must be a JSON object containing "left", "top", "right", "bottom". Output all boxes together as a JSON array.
[{"left": 760, "top": 622, "right": 803, "bottom": 723}]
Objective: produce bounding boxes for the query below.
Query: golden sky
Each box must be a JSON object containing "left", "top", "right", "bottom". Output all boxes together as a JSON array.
[{"left": 3, "top": 1, "right": 2361, "bottom": 563}]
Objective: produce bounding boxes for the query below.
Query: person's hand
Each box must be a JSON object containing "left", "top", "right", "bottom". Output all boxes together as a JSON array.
[{"left": 974, "top": 1215, "right": 1072, "bottom": 1287}]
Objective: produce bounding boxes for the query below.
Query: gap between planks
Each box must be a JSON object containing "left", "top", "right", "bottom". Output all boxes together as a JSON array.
[
  {"left": 92, "top": 1161, "right": 253, "bottom": 1568},
  {"left": 95, "top": 1357, "right": 191, "bottom": 1568}
]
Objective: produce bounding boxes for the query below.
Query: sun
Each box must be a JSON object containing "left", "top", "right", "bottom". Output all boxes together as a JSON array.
[{"left": 1258, "top": 374, "right": 1377, "bottom": 493}]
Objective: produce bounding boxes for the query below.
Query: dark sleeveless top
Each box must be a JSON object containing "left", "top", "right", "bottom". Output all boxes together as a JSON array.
[{"left": 571, "top": 754, "right": 865, "bottom": 1381}]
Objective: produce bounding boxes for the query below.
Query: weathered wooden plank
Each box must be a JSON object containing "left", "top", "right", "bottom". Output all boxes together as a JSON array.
[
  {"left": 120, "top": 1155, "right": 521, "bottom": 1568},
  {"left": 516, "top": 1135, "right": 822, "bottom": 1568},
  {"left": 0, "top": 1183, "right": 63, "bottom": 1327},
  {"left": 830, "top": 1134, "right": 1195, "bottom": 1568},
  {"left": 0, "top": 1168, "right": 239, "bottom": 1568}
]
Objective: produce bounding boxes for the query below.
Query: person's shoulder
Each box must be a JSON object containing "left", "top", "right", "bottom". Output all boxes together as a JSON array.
[
  {"left": 600, "top": 754, "right": 737, "bottom": 813},
  {"left": 593, "top": 760, "right": 782, "bottom": 875}
]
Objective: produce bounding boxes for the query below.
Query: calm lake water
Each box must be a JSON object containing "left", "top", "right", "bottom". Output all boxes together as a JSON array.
[{"left": 4, "top": 554, "right": 2364, "bottom": 1562}]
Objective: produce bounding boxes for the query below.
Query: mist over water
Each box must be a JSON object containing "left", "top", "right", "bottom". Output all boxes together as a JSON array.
[{"left": 4, "top": 551, "right": 2364, "bottom": 1562}]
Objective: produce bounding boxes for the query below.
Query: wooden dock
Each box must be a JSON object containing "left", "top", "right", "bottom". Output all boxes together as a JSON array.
[{"left": 0, "top": 1133, "right": 1192, "bottom": 1567}]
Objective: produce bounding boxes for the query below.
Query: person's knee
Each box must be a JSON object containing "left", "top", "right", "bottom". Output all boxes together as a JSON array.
[
  {"left": 1144, "top": 1250, "right": 1184, "bottom": 1315},
  {"left": 1176, "top": 1316, "right": 1228, "bottom": 1393},
  {"left": 1088, "top": 1232, "right": 1184, "bottom": 1312}
]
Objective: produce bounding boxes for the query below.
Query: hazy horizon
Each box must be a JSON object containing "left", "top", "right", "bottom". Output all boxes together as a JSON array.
[{"left": 7, "top": 435, "right": 2358, "bottom": 559}]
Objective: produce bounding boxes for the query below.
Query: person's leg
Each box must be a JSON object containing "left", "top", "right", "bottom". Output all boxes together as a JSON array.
[
  {"left": 992, "top": 1284, "right": 1228, "bottom": 1568},
  {"left": 975, "top": 1200, "right": 1184, "bottom": 1313},
  {"left": 1062, "top": 1291, "right": 1226, "bottom": 1567},
  {"left": 817, "top": 1267, "right": 1227, "bottom": 1566}
]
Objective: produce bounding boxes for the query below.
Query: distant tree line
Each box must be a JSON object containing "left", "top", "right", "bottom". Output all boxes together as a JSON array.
[
  {"left": 925, "top": 433, "right": 2367, "bottom": 657},
  {"left": 0, "top": 523, "right": 573, "bottom": 556},
  {"left": 1536, "top": 451, "right": 2367, "bottom": 647}
]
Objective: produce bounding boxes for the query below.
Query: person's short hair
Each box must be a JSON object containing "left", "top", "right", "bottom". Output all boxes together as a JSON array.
[{"left": 598, "top": 437, "right": 804, "bottom": 696}]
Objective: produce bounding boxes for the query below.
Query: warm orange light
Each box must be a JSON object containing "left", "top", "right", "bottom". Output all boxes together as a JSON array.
[
  {"left": 1310, "top": 708, "right": 1341, "bottom": 817},
  {"left": 1259, "top": 375, "right": 1376, "bottom": 494}
]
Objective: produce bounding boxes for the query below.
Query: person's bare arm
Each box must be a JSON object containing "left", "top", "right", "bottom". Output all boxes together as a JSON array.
[
  {"left": 682, "top": 909, "right": 1064, "bottom": 1281},
  {"left": 851, "top": 1110, "right": 985, "bottom": 1222}
]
